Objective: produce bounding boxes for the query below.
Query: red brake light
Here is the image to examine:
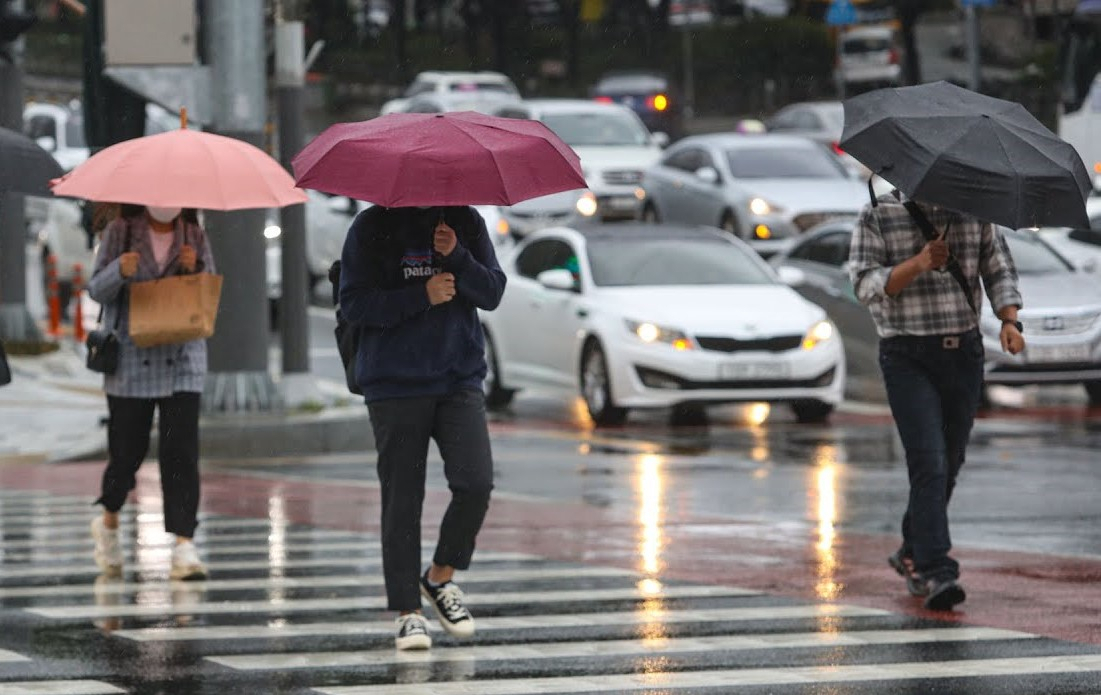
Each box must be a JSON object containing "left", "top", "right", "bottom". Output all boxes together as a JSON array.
[
  {"left": 594, "top": 96, "right": 614, "bottom": 104},
  {"left": 889, "top": 48, "right": 899, "bottom": 65},
  {"left": 831, "top": 142, "right": 846, "bottom": 156}
]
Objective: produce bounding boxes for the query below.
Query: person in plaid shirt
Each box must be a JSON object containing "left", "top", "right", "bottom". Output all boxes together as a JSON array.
[{"left": 849, "top": 191, "right": 1024, "bottom": 611}]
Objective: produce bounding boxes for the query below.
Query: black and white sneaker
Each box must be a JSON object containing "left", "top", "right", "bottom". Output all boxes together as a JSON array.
[
  {"left": 394, "top": 613, "right": 432, "bottom": 651},
  {"left": 420, "top": 574, "right": 475, "bottom": 637}
]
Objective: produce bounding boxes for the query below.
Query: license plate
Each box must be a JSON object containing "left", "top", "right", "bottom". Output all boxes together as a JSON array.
[
  {"left": 720, "top": 362, "right": 790, "bottom": 380},
  {"left": 1025, "top": 344, "right": 1092, "bottom": 364}
]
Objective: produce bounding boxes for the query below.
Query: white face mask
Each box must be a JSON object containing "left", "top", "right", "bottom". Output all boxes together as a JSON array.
[{"left": 147, "top": 206, "right": 181, "bottom": 224}]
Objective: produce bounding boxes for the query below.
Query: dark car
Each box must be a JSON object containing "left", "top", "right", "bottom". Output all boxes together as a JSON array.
[{"left": 590, "top": 71, "right": 683, "bottom": 140}]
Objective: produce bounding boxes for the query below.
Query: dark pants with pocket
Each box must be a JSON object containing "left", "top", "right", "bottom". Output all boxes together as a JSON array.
[
  {"left": 878, "top": 329, "right": 984, "bottom": 583},
  {"left": 367, "top": 389, "right": 494, "bottom": 612},
  {"left": 96, "top": 392, "right": 202, "bottom": 538}
]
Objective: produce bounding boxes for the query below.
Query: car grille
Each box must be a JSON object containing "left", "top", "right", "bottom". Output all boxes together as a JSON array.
[
  {"left": 793, "top": 212, "right": 856, "bottom": 232},
  {"left": 695, "top": 335, "right": 803, "bottom": 352},
  {"left": 1020, "top": 312, "right": 1099, "bottom": 336},
  {"left": 635, "top": 365, "right": 836, "bottom": 391},
  {"left": 507, "top": 210, "right": 573, "bottom": 221},
  {"left": 602, "top": 170, "right": 643, "bottom": 186}
]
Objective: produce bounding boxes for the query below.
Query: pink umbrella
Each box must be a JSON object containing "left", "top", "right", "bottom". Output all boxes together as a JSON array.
[
  {"left": 292, "top": 111, "right": 587, "bottom": 207},
  {"left": 50, "top": 127, "right": 307, "bottom": 210}
]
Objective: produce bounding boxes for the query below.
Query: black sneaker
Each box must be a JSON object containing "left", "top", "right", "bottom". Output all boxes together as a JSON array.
[
  {"left": 888, "top": 548, "right": 929, "bottom": 597},
  {"left": 923, "top": 578, "right": 967, "bottom": 611},
  {"left": 420, "top": 574, "right": 475, "bottom": 637},
  {"left": 394, "top": 613, "right": 432, "bottom": 651}
]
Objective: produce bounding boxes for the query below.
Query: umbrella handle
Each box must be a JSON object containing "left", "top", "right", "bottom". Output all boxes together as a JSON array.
[{"left": 180, "top": 107, "right": 188, "bottom": 130}]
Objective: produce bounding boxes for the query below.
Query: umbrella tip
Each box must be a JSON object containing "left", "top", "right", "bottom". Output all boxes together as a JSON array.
[{"left": 180, "top": 107, "right": 188, "bottom": 130}]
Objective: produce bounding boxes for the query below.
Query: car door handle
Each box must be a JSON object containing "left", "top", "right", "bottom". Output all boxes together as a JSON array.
[{"left": 576, "top": 308, "right": 589, "bottom": 318}]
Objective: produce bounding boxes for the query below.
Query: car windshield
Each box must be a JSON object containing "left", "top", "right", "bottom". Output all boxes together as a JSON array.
[
  {"left": 1005, "top": 233, "right": 1073, "bottom": 273},
  {"left": 65, "top": 114, "right": 86, "bottom": 148},
  {"left": 449, "top": 82, "right": 516, "bottom": 94},
  {"left": 587, "top": 238, "right": 775, "bottom": 286},
  {"left": 595, "top": 75, "right": 666, "bottom": 94},
  {"left": 843, "top": 37, "right": 891, "bottom": 53},
  {"left": 725, "top": 144, "right": 848, "bottom": 179},
  {"left": 541, "top": 112, "right": 650, "bottom": 146}
]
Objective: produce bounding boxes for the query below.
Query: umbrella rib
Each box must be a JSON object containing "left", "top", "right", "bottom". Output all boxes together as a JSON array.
[{"left": 448, "top": 117, "right": 511, "bottom": 203}]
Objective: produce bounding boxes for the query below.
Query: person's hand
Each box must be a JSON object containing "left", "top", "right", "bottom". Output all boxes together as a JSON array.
[
  {"left": 179, "top": 245, "right": 197, "bottom": 273},
  {"left": 118, "top": 252, "right": 140, "bottom": 278},
  {"left": 1000, "top": 322, "right": 1025, "bottom": 355},
  {"left": 426, "top": 272, "right": 456, "bottom": 305},
  {"left": 916, "top": 230, "right": 949, "bottom": 273},
  {"left": 434, "top": 222, "right": 457, "bottom": 257}
]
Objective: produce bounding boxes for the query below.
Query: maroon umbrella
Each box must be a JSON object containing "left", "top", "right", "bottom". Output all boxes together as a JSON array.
[{"left": 291, "top": 111, "right": 587, "bottom": 207}]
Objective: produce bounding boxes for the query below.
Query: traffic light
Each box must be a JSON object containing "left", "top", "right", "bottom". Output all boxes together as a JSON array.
[{"left": 0, "top": 0, "right": 36, "bottom": 44}]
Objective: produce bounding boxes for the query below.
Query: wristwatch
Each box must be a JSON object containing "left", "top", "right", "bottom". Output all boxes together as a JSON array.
[{"left": 1002, "top": 318, "right": 1024, "bottom": 333}]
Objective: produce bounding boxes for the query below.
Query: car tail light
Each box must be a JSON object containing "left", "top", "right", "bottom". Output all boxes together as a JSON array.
[
  {"left": 831, "top": 141, "right": 846, "bottom": 156},
  {"left": 889, "top": 48, "right": 899, "bottom": 65},
  {"left": 647, "top": 94, "right": 670, "bottom": 112},
  {"left": 594, "top": 96, "right": 614, "bottom": 104}
]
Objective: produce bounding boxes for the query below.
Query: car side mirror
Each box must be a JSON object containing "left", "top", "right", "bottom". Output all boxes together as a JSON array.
[
  {"left": 650, "top": 132, "right": 670, "bottom": 148},
  {"left": 36, "top": 136, "right": 56, "bottom": 152},
  {"left": 776, "top": 265, "right": 807, "bottom": 287},
  {"left": 695, "top": 166, "right": 720, "bottom": 185},
  {"left": 537, "top": 268, "right": 578, "bottom": 292}
]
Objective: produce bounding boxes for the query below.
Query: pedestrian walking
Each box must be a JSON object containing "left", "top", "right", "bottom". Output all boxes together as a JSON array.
[
  {"left": 339, "top": 204, "right": 506, "bottom": 651},
  {"left": 849, "top": 191, "right": 1024, "bottom": 610},
  {"left": 86, "top": 203, "right": 215, "bottom": 581}
]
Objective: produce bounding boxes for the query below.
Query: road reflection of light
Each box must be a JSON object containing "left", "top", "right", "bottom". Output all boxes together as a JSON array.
[
  {"left": 268, "top": 493, "right": 288, "bottom": 602},
  {"left": 134, "top": 510, "right": 167, "bottom": 606},
  {"left": 578, "top": 442, "right": 591, "bottom": 455},
  {"left": 812, "top": 444, "right": 843, "bottom": 603},
  {"left": 637, "top": 455, "right": 664, "bottom": 576},
  {"left": 570, "top": 397, "right": 594, "bottom": 430},
  {"left": 745, "top": 402, "right": 771, "bottom": 426}
]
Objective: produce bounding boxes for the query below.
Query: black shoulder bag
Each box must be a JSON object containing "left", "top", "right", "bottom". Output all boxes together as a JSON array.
[
  {"left": 86, "top": 221, "right": 132, "bottom": 374},
  {"left": 902, "top": 201, "right": 979, "bottom": 317}
]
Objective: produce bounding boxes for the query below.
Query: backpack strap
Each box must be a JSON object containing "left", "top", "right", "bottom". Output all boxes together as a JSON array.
[{"left": 902, "top": 201, "right": 978, "bottom": 317}]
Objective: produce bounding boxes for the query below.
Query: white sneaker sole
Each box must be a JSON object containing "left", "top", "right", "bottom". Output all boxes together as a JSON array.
[
  {"left": 170, "top": 565, "right": 208, "bottom": 581},
  {"left": 420, "top": 584, "right": 476, "bottom": 637},
  {"left": 395, "top": 633, "right": 432, "bottom": 651},
  {"left": 90, "top": 519, "right": 123, "bottom": 576}
]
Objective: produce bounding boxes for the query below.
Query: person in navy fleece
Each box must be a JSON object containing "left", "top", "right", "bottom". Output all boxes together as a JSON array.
[{"left": 338, "top": 204, "right": 505, "bottom": 651}]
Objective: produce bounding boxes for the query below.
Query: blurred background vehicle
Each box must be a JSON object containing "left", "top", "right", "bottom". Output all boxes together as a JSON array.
[
  {"left": 397, "top": 90, "right": 521, "bottom": 115},
  {"left": 380, "top": 70, "right": 520, "bottom": 115},
  {"left": 492, "top": 99, "right": 662, "bottom": 223},
  {"left": 36, "top": 199, "right": 94, "bottom": 324},
  {"left": 763, "top": 100, "right": 867, "bottom": 177},
  {"left": 497, "top": 188, "right": 597, "bottom": 239},
  {"left": 589, "top": 70, "right": 684, "bottom": 141},
  {"left": 639, "top": 133, "right": 867, "bottom": 256},
  {"left": 833, "top": 25, "right": 902, "bottom": 94},
  {"left": 479, "top": 222, "right": 844, "bottom": 425},
  {"left": 773, "top": 223, "right": 1101, "bottom": 405}
]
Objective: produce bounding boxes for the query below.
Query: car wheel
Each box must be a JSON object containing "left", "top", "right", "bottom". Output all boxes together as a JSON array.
[
  {"left": 720, "top": 211, "right": 741, "bottom": 239},
  {"left": 791, "top": 400, "right": 834, "bottom": 424},
  {"left": 581, "top": 340, "right": 628, "bottom": 427},
  {"left": 482, "top": 326, "right": 515, "bottom": 410},
  {"left": 1085, "top": 380, "right": 1101, "bottom": 406},
  {"left": 642, "top": 203, "right": 660, "bottom": 223}
]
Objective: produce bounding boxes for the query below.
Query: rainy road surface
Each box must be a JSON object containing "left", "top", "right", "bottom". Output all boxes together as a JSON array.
[{"left": 1, "top": 394, "right": 1100, "bottom": 694}]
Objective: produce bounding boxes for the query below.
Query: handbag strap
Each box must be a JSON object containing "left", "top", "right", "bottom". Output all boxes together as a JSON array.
[
  {"left": 97, "top": 219, "right": 133, "bottom": 330},
  {"left": 902, "top": 201, "right": 979, "bottom": 317}
]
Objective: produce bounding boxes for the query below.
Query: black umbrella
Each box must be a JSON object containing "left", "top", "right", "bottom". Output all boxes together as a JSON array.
[
  {"left": 0, "top": 125, "right": 65, "bottom": 197},
  {"left": 840, "top": 81, "right": 1092, "bottom": 230}
]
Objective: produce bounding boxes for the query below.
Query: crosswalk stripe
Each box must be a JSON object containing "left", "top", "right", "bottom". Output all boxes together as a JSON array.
[
  {"left": 0, "top": 551, "right": 541, "bottom": 581},
  {"left": 209, "top": 627, "right": 1036, "bottom": 671},
  {"left": 312, "top": 654, "right": 1101, "bottom": 694},
  {"left": 0, "top": 682, "right": 124, "bottom": 695},
  {"left": 7, "top": 539, "right": 392, "bottom": 563},
  {"left": 0, "top": 528, "right": 358, "bottom": 551},
  {"left": 0, "top": 567, "right": 634, "bottom": 599},
  {"left": 26, "top": 585, "right": 756, "bottom": 620},
  {"left": 0, "top": 649, "right": 30, "bottom": 663},
  {"left": 112, "top": 604, "right": 891, "bottom": 642},
  {"left": 0, "top": 515, "right": 294, "bottom": 531}
]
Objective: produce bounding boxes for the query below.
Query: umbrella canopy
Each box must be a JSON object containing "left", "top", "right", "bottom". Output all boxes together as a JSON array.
[
  {"left": 0, "top": 126, "right": 65, "bottom": 197},
  {"left": 50, "top": 128, "right": 307, "bottom": 210},
  {"left": 840, "top": 81, "right": 1092, "bottom": 229},
  {"left": 292, "top": 111, "right": 587, "bottom": 207}
]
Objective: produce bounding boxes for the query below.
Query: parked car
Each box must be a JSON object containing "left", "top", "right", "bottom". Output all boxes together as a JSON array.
[
  {"left": 834, "top": 25, "right": 902, "bottom": 93},
  {"left": 589, "top": 71, "right": 683, "bottom": 140},
  {"left": 639, "top": 133, "right": 867, "bottom": 256},
  {"left": 772, "top": 223, "right": 1101, "bottom": 405},
  {"left": 480, "top": 222, "right": 845, "bottom": 425},
  {"left": 380, "top": 70, "right": 520, "bottom": 115},
  {"left": 492, "top": 99, "right": 663, "bottom": 222}
]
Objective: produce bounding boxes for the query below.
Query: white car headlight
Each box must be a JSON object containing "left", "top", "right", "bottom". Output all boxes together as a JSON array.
[
  {"left": 626, "top": 320, "right": 694, "bottom": 351},
  {"left": 576, "top": 192, "right": 599, "bottom": 217},
  {"left": 802, "top": 320, "right": 835, "bottom": 350},
  {"left": 749, "top": 197, "right": 780, "bottom": 216},
  {"left": 264, "top": 223, "right": 282, "bottom": 240}
]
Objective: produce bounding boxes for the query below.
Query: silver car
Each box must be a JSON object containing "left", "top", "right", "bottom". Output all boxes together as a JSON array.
[
  {"left": 773, "top": 222, "right": 1101, "bottom": 405},
  {"left": 640, "top": 133, "right": 868, "bottom": 256}
]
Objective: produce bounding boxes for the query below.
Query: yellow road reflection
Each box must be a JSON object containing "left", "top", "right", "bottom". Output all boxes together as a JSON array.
[
  {"left": 812, "top": 444, "right": 843, "bottom": 602},
  {"left": 267, "top": 492, "right": 288, "bottom": 599},
  {"left": 637, "top": 455, "right": 668, "bottom": 642}
]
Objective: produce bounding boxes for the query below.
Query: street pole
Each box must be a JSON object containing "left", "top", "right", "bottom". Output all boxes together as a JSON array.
[
  {"left": 275, "top": 18, "right": 318, "bottom": 406},
  {"left": 202, "top": 0, "right": 278, "bottom": 411},
  {"left": 681, "top": 26, "right": 694, "bottom": 119},
  {"left": 0, "top": 0, "right": 40, "bottom": 345},
  {"left": 965, "top": 3, "right": 981, "bottom": 92}
]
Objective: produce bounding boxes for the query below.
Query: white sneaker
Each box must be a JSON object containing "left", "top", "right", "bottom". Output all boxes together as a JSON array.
[
  {"left": 170, "top": 540, "right": 208, "bottom": 581},
  {"left": 395, "top": 613, "right": 432, "bottom": 651},
  {"left": 90, "top": 517, "right": 123, "bottom": 576}
]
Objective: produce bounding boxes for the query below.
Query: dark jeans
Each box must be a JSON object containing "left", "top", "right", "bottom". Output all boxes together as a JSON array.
[
  {"left": 367, "top": 389, "right": 494, "bottom": 612},
  {"left": 97, "top": 392, "right": 202, "bottom": 538},
  {"left": 879, "top": 329, "right": 984, "bottom": 582}
]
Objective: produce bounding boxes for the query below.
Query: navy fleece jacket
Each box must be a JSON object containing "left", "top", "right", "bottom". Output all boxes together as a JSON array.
[{"left": 338, "top": 205, "right": 506, "bottom": 402}]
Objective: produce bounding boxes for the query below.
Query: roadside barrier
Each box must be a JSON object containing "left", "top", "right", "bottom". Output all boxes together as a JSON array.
[
  {"left": 46, "top": 254, "right": 60, "bottom": 338},
  {"left": 72, "top": 263, "right": 85, "bottom": 343}
]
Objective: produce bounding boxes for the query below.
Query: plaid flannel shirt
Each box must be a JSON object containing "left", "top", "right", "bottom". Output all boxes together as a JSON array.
[{"left": 848, "top": 196, "right": 1022, "bottom": 338}]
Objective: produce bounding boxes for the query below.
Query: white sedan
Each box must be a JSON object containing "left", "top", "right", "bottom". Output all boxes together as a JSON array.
[{"left": 480, "top": 222, "right": 845, "bottom": 425}]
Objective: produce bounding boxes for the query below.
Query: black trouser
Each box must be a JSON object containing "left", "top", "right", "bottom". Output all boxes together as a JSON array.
[
  {"left": 97, "top": 392, "right": 202, "bottom": 538},
  {"left": 367, "top": 389, "right": 494, "bottom": 612}
]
